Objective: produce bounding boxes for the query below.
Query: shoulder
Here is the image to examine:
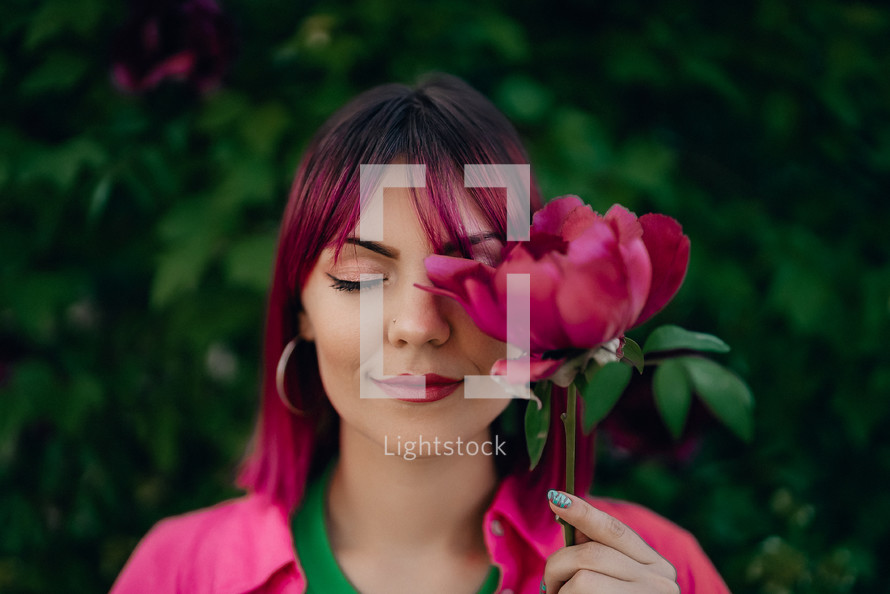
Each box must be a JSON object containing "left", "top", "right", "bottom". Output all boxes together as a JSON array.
[
  {"left": 110, "top": 495, "right": 296, "bottom": 594},
  {"left": 585, "top": 496, "right": 731, "bottom": 593}
]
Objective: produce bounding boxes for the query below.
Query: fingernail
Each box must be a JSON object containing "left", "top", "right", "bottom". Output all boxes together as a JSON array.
[
  {"left": 540, "top": 578, "right": 547, "bottom": 592},
  {"left": 547, "top": 489, "right": 572, "bottom": 509}
]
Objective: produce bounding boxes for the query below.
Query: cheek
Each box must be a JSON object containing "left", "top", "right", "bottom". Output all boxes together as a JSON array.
[
  {"left": 475, "top": 335, "right": 509, "bottom": 373},
  {"left": 315, "top": 339, "right": 353, "bottom": 378},
  {"left": 312, "top": 311, "right": 361, "bottom": 396},
  {"left": 451, "top": 306, "right": 508, "bottom": 371}
]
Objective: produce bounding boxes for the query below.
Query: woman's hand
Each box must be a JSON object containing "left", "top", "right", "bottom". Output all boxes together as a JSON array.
[{"left": 541, "top": 490, "right": 679, "bottom": 593}]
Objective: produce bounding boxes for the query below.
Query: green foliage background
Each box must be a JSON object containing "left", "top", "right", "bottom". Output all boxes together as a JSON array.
[{"left": 2, "top": 0, "right": 889, "bottom": 591}]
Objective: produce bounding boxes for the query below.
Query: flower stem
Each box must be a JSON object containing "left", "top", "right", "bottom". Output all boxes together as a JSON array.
[{"left": 561, "top": 382, "right": 577, "bottom": 547}]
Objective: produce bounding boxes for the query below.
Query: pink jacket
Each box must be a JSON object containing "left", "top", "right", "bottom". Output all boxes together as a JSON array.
[{"left": 111, "top": 473, "right": 730, "bottom": 593}]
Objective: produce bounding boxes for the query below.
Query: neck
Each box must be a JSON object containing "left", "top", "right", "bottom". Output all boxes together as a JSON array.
[{"left": 326, "top": 424, "right": 499, "bottom": 558}]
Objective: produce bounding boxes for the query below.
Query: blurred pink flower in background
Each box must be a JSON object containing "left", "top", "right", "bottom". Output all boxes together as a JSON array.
[
  {"left": 112, "top": 0, "right": 236, "bottom": 94},
  {"left": 599, "top": 364, "right": 715, "bottom": 464},
  {"left": 420, "top": 196, "right": 690, "bottom": 382}
]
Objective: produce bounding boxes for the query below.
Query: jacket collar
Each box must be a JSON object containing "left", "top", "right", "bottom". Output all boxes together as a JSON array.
[
  {"left": 226, "top": 475, "right": 560, "bottom": 592},
  {"left": 486, "top": 473, "right": 564, "bottom": 559}
]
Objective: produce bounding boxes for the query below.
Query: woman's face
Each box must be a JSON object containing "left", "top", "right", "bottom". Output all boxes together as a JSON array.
[{"left": 298, "top": 186, "right": 511, "bottom": 455}]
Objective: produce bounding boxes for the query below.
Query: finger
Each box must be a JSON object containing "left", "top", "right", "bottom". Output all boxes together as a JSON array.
[
  {"left": 547, "top": 491, "right": 591, "bottom": 546},
  {"left": 547, "top": 490, "right": 667, "bottom": 568},
  {"left": 544, "top": 540, "right": 647, "bottom": 585},
  {"left": 553, "top": 569, "right": 680, "bottom": 594},
  {"left": 548, "top": 569, "right": 636, "bottom": 594}
]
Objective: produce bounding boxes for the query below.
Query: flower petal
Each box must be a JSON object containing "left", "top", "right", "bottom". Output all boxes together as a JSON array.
[
  {"left": 635, "top": 214, "right": 690, "bottom": 325},
  {"left": 499, "top": 248, "right": 569, "bottom": 351},
  {"left": 604, "top": 203, "right": 644, "bottom": 243},
  {"left": 420, "top": 255, "right": 506, "bottom": 340},
  {"left": 555, "top": 222, "right": 642, "bottom": 347},
  {"left": 531, "top": 195, "right": 600, "bottom": 241},
  {"left": 490, "top": 356, "right": 565, "bottom": 383}
]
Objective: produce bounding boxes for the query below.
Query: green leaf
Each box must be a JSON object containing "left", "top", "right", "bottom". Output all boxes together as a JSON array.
[
  {"left": 622, "top": 337, "right": 645, "bottom": 373},
  {"left": 581, "top": 361, "right": 632, "bottom": 432},
  {"left": 197, "top": 91, "right": 250, "bottom": 132},
  {"left": 213, "top": 158, "right": 276, "bottom": 209},
  {"left": 653, "top": 359, "right": 692, "bottom": 439},
  {"left": 239, "top": 102, "right": 291, "bottom": 156},
  {"left": 678, "top": 357, "right": 754, "bottom": 442},
  {"left": 20, "top": 138, "right": 106, "bottom": 191},
  {"left": 573, "top": 368, "right": 588, "bottom": 395},
  {"left": 20, "top": 52, "right": 88, "bottom": 96},
  {"left": 496, "top": 74, "right": 552, "bottom": 123},
  {"left": 582, "top": 359, "right": 601, "bottom": 383},
  {"left": 224, "top": 233, "right": 276, "bottom": 291},
  {"left": 9, "top": 272, "right": 79, "bottom": 340},
  {"left": 524, "top": 382, "right": 551, "bottom": 470},
  {"left": 87, "top": 173, "right": 112, "bottom": 223},
  {"left": 681, "top": 57, "right": 746, "bottom": 110},
  {"left": 151, "top": 236, "right": 214, "bottom": 307},
  {"left": 57, "top": 374, "right": 104, "bottom": 435},
  {"left": 2, "top": 360, "right": 55, "bottom": 434},
  {"left": 643, "top": 325, "right": 730, "bottom": 354},
  {"left": 25, "top": 0, "right": 103, "bottom": 49}
]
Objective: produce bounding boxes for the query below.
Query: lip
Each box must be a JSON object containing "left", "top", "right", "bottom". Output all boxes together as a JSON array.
[{"left": 371, "top": 373, "right": 464, "bottom": 403}]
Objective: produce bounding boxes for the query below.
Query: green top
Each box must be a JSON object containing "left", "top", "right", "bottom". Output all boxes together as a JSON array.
[{"left": 292, "top": 461, "right": 501, "bottom": 594}]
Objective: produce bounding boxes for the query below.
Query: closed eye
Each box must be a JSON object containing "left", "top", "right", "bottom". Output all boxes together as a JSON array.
[{"left": 326, "top": 273, "right": 385, "bottom": 293}]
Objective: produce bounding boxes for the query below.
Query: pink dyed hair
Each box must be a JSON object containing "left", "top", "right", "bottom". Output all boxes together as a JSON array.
[{"left": 237, "top": 74, "right": 595, "bottom": 514}]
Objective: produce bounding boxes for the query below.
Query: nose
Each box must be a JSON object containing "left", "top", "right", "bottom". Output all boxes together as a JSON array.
[{"left": 387, "top": 270, "right": 452, "bottom": 347}]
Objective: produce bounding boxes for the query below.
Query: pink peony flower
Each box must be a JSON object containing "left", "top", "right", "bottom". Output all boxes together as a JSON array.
[
  {"left": 112, "top": 0, "right": 236, "bottom": 94},
  {"left": 419, "top": 196, "right": 690, "bottom": 382}
]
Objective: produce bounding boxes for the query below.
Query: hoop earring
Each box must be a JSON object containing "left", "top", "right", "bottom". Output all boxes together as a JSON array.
[{"left": 276, "top": 336, "right": 307, "bottom": 416}]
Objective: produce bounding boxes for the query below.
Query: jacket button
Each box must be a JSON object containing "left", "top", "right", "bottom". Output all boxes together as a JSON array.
[{"left": 489, "top": 519, "right": 504, "bottom": 536}]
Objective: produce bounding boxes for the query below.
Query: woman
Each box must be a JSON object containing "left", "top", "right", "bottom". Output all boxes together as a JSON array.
[{"left": 112, "top": 74, "right": 729, "bottom": 593}]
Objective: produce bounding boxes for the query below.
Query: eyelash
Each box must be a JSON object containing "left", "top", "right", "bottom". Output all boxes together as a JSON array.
[
  {"left": 326, "top": 245, "right": 499, "bottom": 294},
  {"left": 327, "top": 275, "right": 386, "bottom": 293}
]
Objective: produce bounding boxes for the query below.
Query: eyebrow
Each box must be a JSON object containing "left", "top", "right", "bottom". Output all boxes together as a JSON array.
[
  {"left": 343, "top": 237, "right": 399, "bottom": 259},
  {"left": 343, "top": 231, "right": 502, "bottom": 259}
]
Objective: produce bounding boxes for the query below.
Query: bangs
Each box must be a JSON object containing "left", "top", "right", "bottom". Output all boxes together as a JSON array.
[{"left": 325, "top": 165, "right": 513, "bottom": 267}]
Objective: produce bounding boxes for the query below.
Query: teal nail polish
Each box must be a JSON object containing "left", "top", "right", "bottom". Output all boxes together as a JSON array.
[
  {"left": 547, "top": 489, "right": 572, "bottom": 509},
  {"left": 540, "top": 579, "right": 547, "bottom": 592}
]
